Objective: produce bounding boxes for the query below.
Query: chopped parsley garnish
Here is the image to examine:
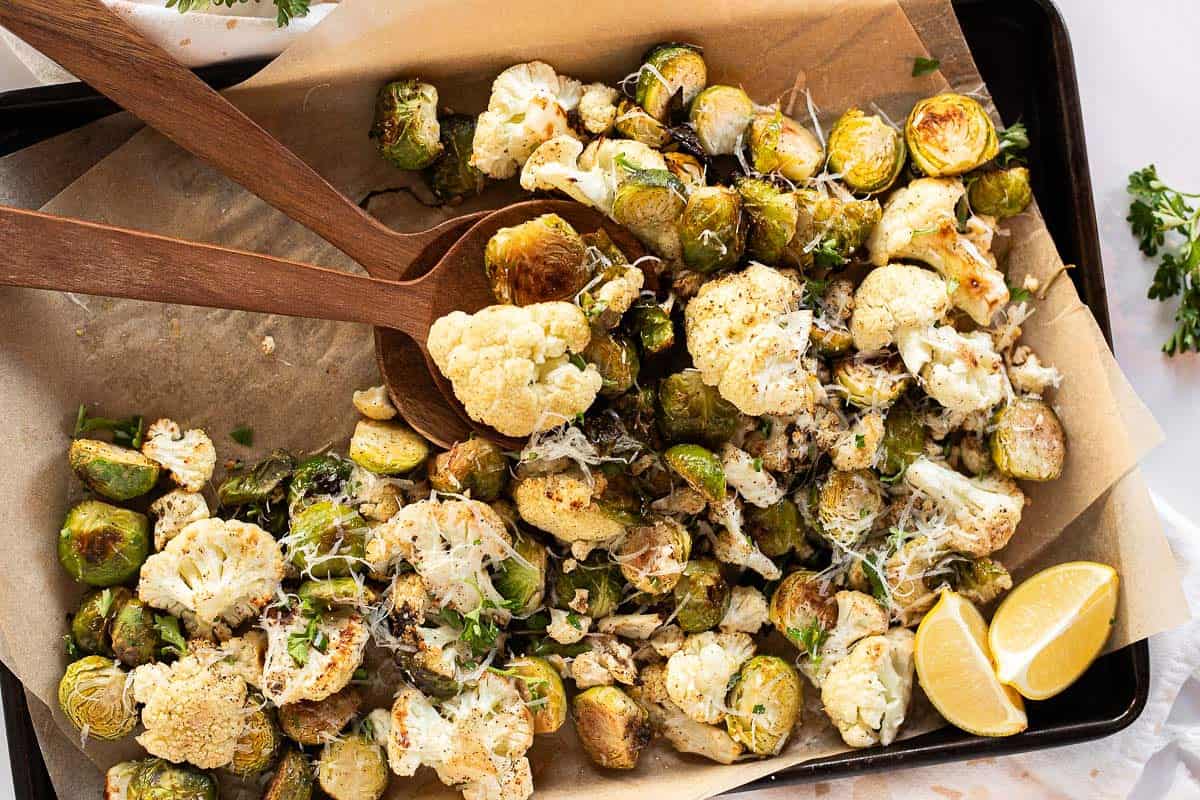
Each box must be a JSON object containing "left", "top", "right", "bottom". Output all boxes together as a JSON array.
[
  {"left": 73, "top": 404, "right": 145, "bottom": 448},
  {"left": 912, "top": 56, "right": 940, "bottom": 77},
  {"left": 230, "top": 425, "right": 255, "bottom": 446}
]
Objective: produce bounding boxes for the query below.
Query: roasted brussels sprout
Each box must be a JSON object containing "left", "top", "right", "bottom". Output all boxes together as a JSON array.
[
  {"left": 664, "top": 443, "right": 726, "bottom": 505},
  {"left": 507, "top": 656, "right": 568, "bottom": 733},
  {"left": 689, "top": 85, "right": 754, "bottom": 156},
  {"left": 218, "top": 449, "right": 296, "bottom": 507},
  {"left": 768, "top": 570, "right": 837, "bottom": 650},
  {"left": 678, "top": 185, "right": 746, "bottom": 273},
  {"left": 745, "top": 498, "right": 808, "bottom": 558},
  {"left": 57, "top": 655, "right": 138, "bottom": 741},
  {"left": 485, "top": 213, "right": 591, "bottom": 305},
  {"left": 813, "top": 469, "right": 885, "bottom": 548},
  {"left": 298, "top": 578, "right": 378, "bottom": 610},
  {"left": 127, "top": 759, "right": 217, "bottom": 800},
  {"left": 725, "top": 655, "right": 803, "bottom": 755},
  {"left": 968, "top": 166, "right": 1033, "bottom": 219},
  {"left": 664, "top": 151, "right": 706, "bottom": 191},
  {"left": 636, "top": 43, "right": 708, "bottom": 121},
  {"left": 58, "top": 500, "right": 149, "bottom": 587},
  {"left": 278, "top": 687, "right": 363, "bottom": 746},
  {"left": 398, "top": 647, "right": 460, "bottom": 700},
  {"left": 880, "top": 402, "right": 927, "bottom": 478},
  {"left": 748, "top": 110, "right": 825, "bottom": 182},
  {"left": 628, "top": 297, "right": 676, "bottom": 357},
  {"left": 109, "top": 596, "right": 161, "bottom": 667},
  {"left": 495, "top": 530, "right": 548, "bottom": 614},
  {"left": 657, "top": 371, "right": 739, "bottom": 446},
  {"left": 554, "top": 557, "right": 622, "bottom": 619},
  {"left": 990, "top": 397, "right": 1066, "bottom": 481},
  {"left": 810, "top": 322, "right": 854, "bottom": 357},
  {"left": 616, "top": 516, "right": 692, "bottom": 594},
  {"left": 349, "top": 419, "right": 429, "bottom": 475},
  {"left": 424, "top": 114, "right": 486, "bottom": 203},
  {"left": 613, "top": 99, "right": 672, "bottom": 148},
  {"left": 826, "top": 108, "right": 907, "bottom": 194},
  {"left": 317, "top": 734, "right": 389, "bottom": 800},
  {"left": 735, "top": 176, "right": 800, "bottom": 265},
  {"left": 573, "top": 685, "right": 652, "bottom": 770},
  {"left": 950, "top": 557, "right": 1013, "bottom": 606},
  {"left": 286, "top": 501, "right": 368, "bottom": 578},
  {"left": 794, "top": 189, "right": 882, "bottom": 268},
  {"left": 263, "top": 746, "right": 315, "bottom": 800},
  {"left": 288, "top": 453, "right": 355, "bottom": 514},
  {"left": 428, "top": 437, "right": 509, "bottom": 501},
  {"left": 231, "top": 696, "right": 282, "bottom": 777},
  {"left": 369, "top": 79, "right": 443, "bottom": 170},
  {"left": 583, "top": 331, "right": 641, "bottom": 397},
  {"left": 611, "top": 163, "right": 687, "bottom": 259},
  {"left": 905, "top": 93, "right": 999, "bottom": 177},
  {"left": 673, "top": 558, "right": 732, "bottom": 633},
  {"left": 833, "top": 354, "right": 912, "bottom": 408},
  {"left": 71, "top": 587, "right": 128, "bottom": 656},
  {"left": 68, "top": 439, "right": 160, "bottom": 501}
]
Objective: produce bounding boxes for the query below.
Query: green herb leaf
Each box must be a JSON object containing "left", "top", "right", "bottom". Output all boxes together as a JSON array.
[
  {"left": 752, "top": 703, "right": 766, "bottom": 714},
  {"left": 786, "top": 623, "right": 829, "bottom": 662},
  {"left": 63, "top": 634, "right": 83, "bottom": 660},
  {"left": 751, "top": 457, "right": 763, "bottom": 472},
  {"left": 1006, "top": 281, "right": 1033, "bottom": 304},
  {"left": 854, "top": 434, "right": 866, "bottom": 449},
  {"left": 997, "top": 122, "right": 1031, "bottom": 166},
  {"left": 73, "top": 405, "right": 146, "bottom": 448},
  {"left": 912, "top": 56, "right": 941, "bottom": 77},
  {"left": 154, "top": 615, "right": 188, "bottom": 659},
  {"left": 273, "top": 0, "right": 310, "bottom": 26},
  {"left": 230, "top": 425, "right": 255, "bottom": 446}
]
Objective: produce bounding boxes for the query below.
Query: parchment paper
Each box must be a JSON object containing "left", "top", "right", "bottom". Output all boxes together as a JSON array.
[{"left": 0, "top": 0, "right": 1187, "bottom": 796}]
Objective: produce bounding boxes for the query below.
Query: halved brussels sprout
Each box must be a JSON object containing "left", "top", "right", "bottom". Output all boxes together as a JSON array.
[
  {"left": 583, "top": 331, "right": 641, "bottom": 397},
  {"left": 813, "top": 469, "right": 884, "bottom": 548},
  {"left": 287, "top": 501, "right": 368, "bottom": 578},
  {"left": 628, "top": 297, "right": 675, "bottom": 357},
  {"left": 317, "top": 734, "right": 389, "bottom": 800},
  {"left": 485, "top": 213, "right": 591, "bottom": 305},
  {"left": 398, "top": 648, "right": 460, "bottom": 700},
  {"left": 950, "top": 557, "right": 1013, "bottom": 606},
  {"left": 735, "top": 176, "right": 800, "bottom": 266},
  {"left": 572, "top": 685, "right": 652, "bottom": 770},
  {"left": 127, "top": 759, "right": 217, "bottom": 800},
  {"left": 507, "top": 656, "right": 568, "bottom": 733},
  {"left": 59, "top": 500, "right": 149, "bottom": 587},
  {"left": 298, "top": 578, "right": 378, "bottom": 610},
  {"left": 231, "top": 695, "right": 282, "bottom": 777},
  {"left": 288, "top": 453, "right": 355, "bottom": 514},
  {"left": 678, "top": 185, "right": 746, "bottom": 273},
  {"left": 495, "top": 530, "right": 548, "bottom": 614},
  {"left": 613, "top": 99, "right": 672, "bottom": 148},
  {"left": 745, "top": 498, "right": 807, "bottom": 558},
  {"left": 664, "top": 152, "right": 706, "bottom": 191},
  {"left": 664, "top": 443, "right": 726, "bottom": 505},
  {"left": 581, "top": 228, "right": 632, "bottom": 268},
  {"left": 636, "top": 43, "right": 708, "bottom": 121},
  {"left": 554, "top": 557, "right": 622, "bottom": 619},
  {"left": 263, "top": 746, "right": 315, "bottom": 800},
  {"left": 57, "top": 655, "right": 137, "bottom": 741},
  {"left": 880, "top": 402, "right": 928, "bottom": 478},
  {"left": 689, "top": 85, "right": 754, "bottom": 156},
  {"left": 968, "top": 166, "right": 1033, "bottom": 219},
  {"left": 424, "top": 114, "right": 486, "bottom": 203},
  {"left": 617, "top": 516, "right": 692, "bottom": 594},
  {"left": 725, "top": 655, "right": 803, "bottom": 755},
  {"left": 673, "top": 558, "right": 732, "bottom": 633},
  {"left": 826, "top": 108, "right": 907, "bottom": 194},
  {"left": 218, "top": 449, "right": 296, "bottom": 508},
  {"left": 68, "top": 439, "right": 160, "bottom": 501},
  {"left": 905, "top": 93, "right": 999, "bottom": 177},
  {"left": 278, "top": 687, "right": 363, "bottom": 746},
  {"left": 428, "top": 437, "right": 509, "bottom": 501},
  {"left": 810, "top": 323, "right": 854, "bottom": 357},
  {"left": 990, "top": 397, "right": 1066, "bottom": 481},
  {"left": 369, "top": 79, "right": 443, "bottom": 170},
  {"left": 349, "top": 419, "right": 429, "bottom": 475},
  {"left": 657, "top": 371, "right": 739, "bottom": 446},
  {"left": 109, "top": 596, "right": 161, "bottom": 667},
  {"left": 71, "top": 587, "right": 128, "bottom": 657},
  {"left": 794, "top": 189, "right": 882, "bottom": 269},
  {"left": 768, "top": 570, "right": 837, "bottom": 649},
  {"left": 833, "top": 354, "right": 912, "bottom": 408},
  {"left": 748, "top": 110, "right": 825, "bottom": 182},
  {"left": 611, "top": 164, "right": 688, "bottom": 259}
]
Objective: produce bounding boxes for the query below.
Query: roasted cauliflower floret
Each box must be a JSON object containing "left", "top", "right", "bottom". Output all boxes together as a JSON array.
[
  {"left": 595, "top": 613, "right": 663, "bottom": 640},
  {"left": 427, "top": 302, "right": 602, "bottom": 438},
  {"left": 570, "top": 634, "right": 638, "bottom": 688},
  {"left": 352, "top": 385, "right": 398, "bottom": 421},
  {"left": 830, "top": 411, "right": 884, "bottom": 472},
  {"left": 820, "top": 627, "right": 915, "bottom": 748},
  {"left": 684, "top": 264, "right": 816, "bottom": 416},
  {"left": 904, "top": 457, "right": 1025, "bottom": 556},
  {"left": 867, "top": 178, "right": 1009, "bottom": 325},
  {"left": 141, "top": 418, "right": 216, "bottom": 491},
  {"left": 137, "top": 517, "right": 284, "bottom": 640},
  {"left": 520, "top": 135, "right": 668, "bottom": 216},
  {"left": 801, "top": 589, "right": 889, "bottom": 687},
  {"left": 709, "top": 500, "right": 782, "bottom": 580},
  {"left": 903, "top": 326, "right": 1009, "bottom": 414},
  {"left": 589, "top": 265, "right": 645, "bottom": 326},
  {"left": 719, "top": 585, "right": 769, "bottom": 634},
  {"left": 721, "top": 444, "right": 785, "bottom": 508},
  {"left": 260, "top": 608, "right": 370, "bottom": 706},
  {"left": 472, "top": 61, "right": 582, "bottom": 179},
  {"left": 578, "top": 83, "right": 620, "bottom": 135},
  {"left": 849, "top": 263, "right": 951, "bottom": 359},
  {"left": 147, "top": 489, "right": 210, "bottom": 551},
  {"left": 1007, "top": 349, "right": 1063, "bottom": 396},
  {"left": 630, "top": 662, "right": 745, "bottom": 764},
  {"left": 546, "top": 608, "right": 590, "bottom": 645},
  {"left": 512, "top": 472, "right": 627, "bottom": 544},
  {"left": 665, "top": 631, "right": 756, "bottom": 724}
]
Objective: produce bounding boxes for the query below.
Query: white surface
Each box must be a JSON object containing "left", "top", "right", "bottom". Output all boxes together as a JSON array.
[{"left": 1, "top": 0, "right": 1198, "bottom": 797}]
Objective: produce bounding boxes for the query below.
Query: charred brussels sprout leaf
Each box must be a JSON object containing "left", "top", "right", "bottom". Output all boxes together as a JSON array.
[
  {"left": 725, "top": 655, "right": 803, "bottom": 755},
  {"left": 349, "top": 419, "right": 430, "bottom": 475},
  {"left": 748, "top": 110, "right": 825, "bottom": 182},
  {"left": 506, "top": 656, "right": 568, "bottom": 733},
  {"left": 286, "top": 501, "right": 368, "bottom": 578},
  {"left": 218, "top": 449, "right": 296, "bottom": 507},
  {"left": 128, "top": 759, "right": 217, "bottom": 800},
  {"left": 880, "top": 402, "right": 927, "bottom": 479},
  {"left": 289, "top": 453, "right": 355, "bottom": 514},
  {"left": 905, "top": 93, "right": 999, "bottom": 177},
  {"left": 628, "top": 298, "right": 676, "bottom": 357},
  {"left": 428, "top": 437, "right": 509, "bottom": 501},
  {"left": 968, "top": 166, "right": 1033, "bottom": 219},
  {"left": 689, "top": 85, "right": 754, "bottom": 156},
  {"left": 657, "top": 371, "right": 739, "bottom": 447},
  {"left": 673, "top": 558, "right": 731, "bottom": 633},
  {"left": 424, "top": 114, "right": 485, "bottom": 203},
  {"left": 636, "top": 43, "right": 708, "bottom": 122},
  {"left": 613, "top": 99, "right": 673, "bottom": 148},
  {"left": 554, "top": 557, "right": 623, "bottom": 619},
  {"left": 678, "top": 185, "right": 746, "bottom": 273},
  {"left": 736, "top": 176, "right": 801, "bottom": 266},
  {"left": 485, "top": 213, "right": 591, "bottom": 305},
  {"left": 57, "top": 655, "right": 138, "bottom": 741},
  {"left": 71, "top": 587, "right": 129, "bottom": 657},
  {"left": 110, "top": 596, "right": 161, "bottom": 667},
  {"left": 68, "top": 439, "right": 160, "bottom": 501},
  {"left": 833, "top": 353, "right": 912, "bottom": 409},
  {"left": 263, "top": 746, "right": 315, "bottom": 800},
  {"left": 58, "top": 500, "right": 149, "bottom": 587},
  {"left": 746, "top": 498, "right": 807, "bottom": 558},
  {"left": 826, "top": 108, "right": 907, "bottom": 194},
  {"left": 664, "top": 443, "right": 726, "bottom": 505},
  {"left": 573, "top": 686, "right": 651, "bottom": 770},
  {"left": 494, "top": 530, "right": 548, "bottom": 615},
  {"left": 231, "top": 696, "right": 282, "bottom": 777},
  {"left": 990, "top": 397, "right": 1066, "bottom": 481},
  {"left": 298, "top": 578, "right": 378, "bottom": 610},
  {"left": 583, "top": 331, "right": 641, "bottom": 397},
  {"left": 369, "top": 79, "right": 443, "bottom": 170}
]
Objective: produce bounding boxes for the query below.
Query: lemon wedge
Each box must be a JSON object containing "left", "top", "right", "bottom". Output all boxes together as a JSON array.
[
  {"left": 988, "top": 561, "right": 1119, "bottom": 701},
  {"left": 914, "top": 590, "right": 1027, "bottom": 737}
]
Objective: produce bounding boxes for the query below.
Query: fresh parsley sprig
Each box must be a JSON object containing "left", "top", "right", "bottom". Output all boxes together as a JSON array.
[
  {"left": 164, "top": 0, "right": 310, "bottom": 28},
  {"left": 73, "top": 404, "right": 145, "bottom": 448}
]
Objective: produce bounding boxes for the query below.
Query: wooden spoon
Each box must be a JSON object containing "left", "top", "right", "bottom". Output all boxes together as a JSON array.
[{"left": 0, "top": 200, "right": 626, "bottom": 448}]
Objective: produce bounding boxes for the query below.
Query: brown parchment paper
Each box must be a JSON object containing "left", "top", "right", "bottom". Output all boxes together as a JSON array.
[{"left": 0, "top": 0, "right": 1188, "bottom": 796}]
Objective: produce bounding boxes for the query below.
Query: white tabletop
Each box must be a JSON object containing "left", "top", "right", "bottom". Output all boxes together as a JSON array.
[{"left": 1, "top": 0, "right": 1198, "bottom": 796}]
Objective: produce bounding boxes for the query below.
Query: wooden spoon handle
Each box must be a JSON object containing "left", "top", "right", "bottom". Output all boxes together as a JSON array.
[
  {"left": 0, "top": 205, "right": 430, "bottom": 336},
  {"left": 0, "top": 0, "right": 420, "bottom": 275}
]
